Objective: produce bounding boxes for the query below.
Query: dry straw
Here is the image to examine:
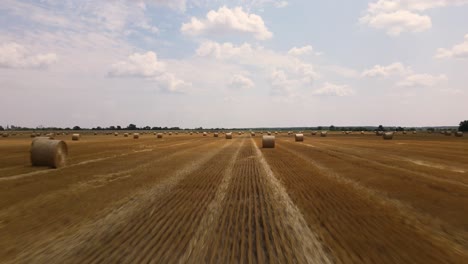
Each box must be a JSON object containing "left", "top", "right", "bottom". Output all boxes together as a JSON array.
[
  {"left": 312, "top": 131, "right": 317, "bottom": 135},
  {"left": 321, "top": 131, "right": 328, "bottom": 137},
  {"left": 133, "top": 133, "right": 139, "bottom": 139},
  {"left": 455, "top": 131, "right": 463, "bottom": 137},
  {"left": 157, "top": 133, "right": 163, "bottom": 138},
  {"left": 30, "top": 138, "right": 68, "bottom": 168},
  {"left": 114, "top": 132, "right": 119, "bottom": 136},
  {"left": 214, "top": 133, "right": 219, "bottom": 137},
  {"left": 376, "top": 131, "right": 384, "bottom": 136},
  {"left": 225, "top": 132, "right": 233, "bottom": 139},
  {"left": 251, "top": 132, "right": 255, "bottom": 137},
  {"left": 295, "top": 133, "right": 304, "bottom": 142},
  {"left": 124, "top": 133, "right": 129, "bottom": 137},
  {"left": 203, "top": 132, "right": 207, "bottom": 136},
  {"left": 262, "top": 135, "right": 275, "bottom": 148},
  {"left": 383, "top": 132, "right": 394, "bottom": 140},
  {"left": 71, "top": 134, "right": 80, "bottom": 141}
]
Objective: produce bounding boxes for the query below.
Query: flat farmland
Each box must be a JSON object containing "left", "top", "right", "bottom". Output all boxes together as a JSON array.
[{"left": 0, "top": 132, "right": 467, "bottom": 263}]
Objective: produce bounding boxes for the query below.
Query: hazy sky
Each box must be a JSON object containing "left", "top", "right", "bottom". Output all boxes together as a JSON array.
[{"left": 1, "top": 0, "right": 467, "bottom": 128}]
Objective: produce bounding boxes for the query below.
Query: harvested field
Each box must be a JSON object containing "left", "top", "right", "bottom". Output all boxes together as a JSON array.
[{"left": 0, "top": 132, "right": 467, "bottom": 263}]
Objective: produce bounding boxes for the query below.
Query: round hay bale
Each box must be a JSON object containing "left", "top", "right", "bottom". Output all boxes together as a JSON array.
[
  {"left": 169, "top": 132, "right": 172, "bottom": 136},
  {"left": 251, "top": 132, "right": 255, "bottom": 137},
  {"left": 295, "top": 134, "right": 304, "bottom": 142},
  {"left": 225, "top": 132, "right": 232, "bottom": 139},
  {"left": 413, "top": 131, "right": 417, "bottom": 134},
  {"left": 361, "top": 131, "right": 365, "bottom": 135},
  {"left": 71, "top": 134, "right": 80, "bottom": 141},
  {"left": 376, "top": 131, "right": 384, "bottom": 136},
  {"left": 320, "top": 131, "right": 328, "bottom": 137},
  {"left": 190, "top": 132, "right": 193, "bottom": 135},
  {"left": 30, "top": 138, "right": 68, "bottom": 168},
  {"left": 383, "top": 132, "right": 394, "bottom": 140},
  {"left": 262, "top": 135, "right": 275, "bottom": 148},
  {"left": 402, "top": 131, "right": 407, "bottom": 134},
  {"left": 455, "top": 131, "right": 463, "bottom": 137},
  {"left": 157, "top": 133, "right": 163, "bottom": 138},
  {"left": 311, "top": 131, "right": 317, "bottom": 135},
  {"left": 238, "top": 132, "right": 242, "bottom": 135},
  {"left": 124, "top": 133, "right": 128, "bottom": 137},
  {"left": 267, "top": 132, "right": 272, "bottom": 136},
  {"left": 133, "top": 133, "right": 139, "bottom": 139},
  {"left": 114, "top": 132, "right": 119, "bottom": 136},
  {"left": 445, "top": 131, "right": 452, "bottom": 136},
  {"left": 203, "top": 132, "right": 207, "bottom": 136},
  {"left": 214, "top": 133, "right": 219, "bottom": 137},
  {"left": 30, "top": 133, "right": 36, "bottom": 138}
]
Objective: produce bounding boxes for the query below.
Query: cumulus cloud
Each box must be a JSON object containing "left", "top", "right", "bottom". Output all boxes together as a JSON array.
[
  {"left": 362, "top": 62, "right": 412, "bottom": 77},
  {"left": 181, "top": 6, "right": 273, "bottom": 40},
  {"left": 288, "top": 45, "right": 318, "bottom": 56},
  {"left": 312, "top": 82, "right": 354, "bottom": 96},
  {"left": 397, "top": 73, "right": 448, "bottom": 87},
  {"left": 435, "top": 34, "right": 468, "bottom": 59},
  {"left": 360, "top": 0, "right": 468, "bottom": 36},
  {"left": 196, "top": 41, "right": 254, "bottom": 59},
  {"left": 0, "top": 42, "right": 57, "bottom": 69},
  {"left": 109, "top": 51, "right": 190, "bottom": 92},
  {"left": 360, "top": 10, "right": 431, "bottom": 36},
  {"left": 196, "top": 41, "right": 320, "bottom": 96},
  {"left": 229, "top": 74, "right": 255, "bottom": 89}
]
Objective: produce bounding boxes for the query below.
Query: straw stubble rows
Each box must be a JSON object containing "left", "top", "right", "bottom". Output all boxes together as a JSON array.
[{"left": 0, "top": 133, "right": 467, "bottom": 263}]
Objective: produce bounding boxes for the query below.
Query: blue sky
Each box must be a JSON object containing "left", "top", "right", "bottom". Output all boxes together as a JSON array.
[{"left": 1, "top": 0, "right": 467, "bottom": 128}]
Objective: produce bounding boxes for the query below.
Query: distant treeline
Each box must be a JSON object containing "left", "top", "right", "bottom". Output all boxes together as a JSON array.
[{"left": 2, "top": 122, "right": 466, "bottom": 132}]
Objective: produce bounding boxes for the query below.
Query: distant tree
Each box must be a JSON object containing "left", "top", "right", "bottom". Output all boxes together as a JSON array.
[
  {"left": 143, "top": 126, "right": 151, "bottom": 130},
  {"left": 109, "top": 126, "right": 116, "bottom": 130},
  {"left": 427, "top": 128, "right": 435, "bottom": 132},
  {"left": 0, "top": 126, "right": 3, "bottom": 131},
  {"left": 377, "top": 125, "right": 384, "bottom": 131},
  {"left": 127, "top": 124, "right": 137, "bottom": 130},
  {"left": 116, "top": 126, "right": 121, "bottom": 130},
  {"left": 459, "top": 120, "right": 468, "bottom": 132},
  {"left": 396, "top": 126, "right": 404, "bottom": 131},
  {"left": 329, "top": 125, "right": 335, "bottom": 131},
  {"left": 73, "top": 126, "right": 81, "bottom": 130},
  {"left": 317, "top": 126, "right": 323, "bottom": 130}
]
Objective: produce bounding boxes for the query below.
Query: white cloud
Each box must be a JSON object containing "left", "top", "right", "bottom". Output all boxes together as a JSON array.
[
  {"left": 0, "top": 42, "right": 57, "bottom": 69},
  {"left": 181, "top": 6, "right": 273, "bottom": 40},
  {"left": 269, "top": 69, "right": 298, "bottom": 96},
  {"left": 288, "top": 45, "right": 317, "bottom": 56},
  {"left": 312, "top": 82, "right": 354, "bottom": 96},
  {"left": 435, "top": 34, "right": 468, "bottom": 59},
  {"left": 229, "top": 74, "right": 255, "bottom": 89},
  {"left": 196, "top": 41, "right": 255, "bottom": 59},
  {"left": 108, "top": 51, "right": 190, "bottom": 92},
  {"left": 147, "top": 0, "right": 187, "bottom": 12},
  {"left": 360, "top": 0, "right": 468, "bottom": 36},
  {"left": 274, "top": 1, "right": 289, "bottom": 8},
  {"left": 362, "top": 62, "right": 412, "bottom": 77},
  {"left": 360, "top": 10, "right": 431, "bottom": 36},
  {"left": 195, "top": 41, "right": 321, "bottom": 96},
  {"left": 397, "top": 73, "right": 448, "bottom": 87}
]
